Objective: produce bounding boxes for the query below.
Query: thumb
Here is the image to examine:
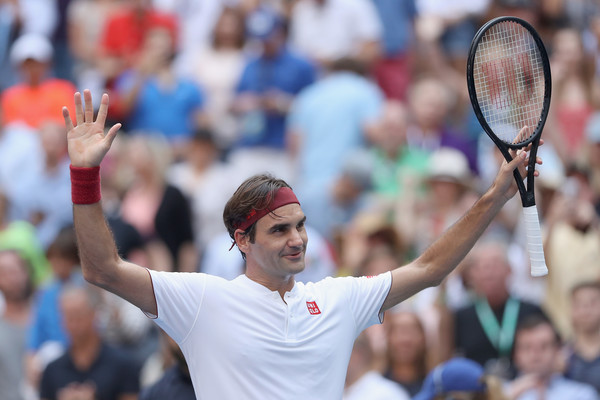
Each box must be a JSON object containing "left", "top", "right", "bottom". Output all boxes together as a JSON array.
[
  {"left": 104, "top": 123, "right": 122, "bottom": 147},
  {"left": 507, "top": 150, "right": 527, "bottom": 171}
]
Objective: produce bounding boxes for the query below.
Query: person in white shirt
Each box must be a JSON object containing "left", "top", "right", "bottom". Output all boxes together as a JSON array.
[
  {"left": 344, "top": 331, "right": 410, "bottom": 400},
  {"left": 61, "top": 90, "right": 541, "bottom": 399},
  {"left": 289, "top": 0, "right": 382, "bottom": 69}
]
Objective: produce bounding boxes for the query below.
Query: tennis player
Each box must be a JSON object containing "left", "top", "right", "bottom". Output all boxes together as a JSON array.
[{"left": 64, "top": 90, "right": 541, "bottom": 399}]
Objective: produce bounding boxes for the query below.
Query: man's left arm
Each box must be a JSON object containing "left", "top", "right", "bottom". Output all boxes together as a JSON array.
[{"left": 381, "top": 150, "right": 535, "bottom": 311}]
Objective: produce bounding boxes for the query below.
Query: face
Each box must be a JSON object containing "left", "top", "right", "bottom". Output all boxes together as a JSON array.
[
  {"left": 20, "top": 59, "right": 48, "bottom": 86},
  {"left": 387, "top": 311, "right": 426, "bottom": 364},
  {"left": 0, "top": 251, "right": 30, "bottom": 302},
  {"left": 514, "top": 323, "right": 559, "bottom": 378},
  {"left": 239, "top": 204, "right": 308, "bottom": 281},
  {"left": 61, "top": 290, "right": 96, "bottom": 341},
  {"left": 571, "top": 287, "right": 600, "bottom": 334},
  {"left": 467, "top": 245, "right": 510, "bottom": 301}
]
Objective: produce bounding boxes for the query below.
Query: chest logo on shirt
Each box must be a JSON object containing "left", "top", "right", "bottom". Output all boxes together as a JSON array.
[{"left": 306, "top": 301, "right": 321, "bottom": 315}]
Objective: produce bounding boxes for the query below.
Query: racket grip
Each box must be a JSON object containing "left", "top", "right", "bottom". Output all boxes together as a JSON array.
[{"left": 522, "top": 205, "right": 548, "bottom": 277}]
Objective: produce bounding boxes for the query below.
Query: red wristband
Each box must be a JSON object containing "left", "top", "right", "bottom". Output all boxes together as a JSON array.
[{"left": 70, "top": 165, "right": 101, "bottom": 204}]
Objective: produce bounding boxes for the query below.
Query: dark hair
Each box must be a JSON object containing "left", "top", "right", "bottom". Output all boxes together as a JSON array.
[
  {"left": 515, "top": 314, "right": 561, "bottom": 346},
  {"left": 46, "top": 225, "right": 80, "bottom": 264},
  {"left": 571, "top": 280, "right": 600, "bottom": 297},
  {"left": 212, "top": 7, "right": 246, "bottom": 50},
  {"left": 223, "top": 174, "right": 292, "bottom": 258}
]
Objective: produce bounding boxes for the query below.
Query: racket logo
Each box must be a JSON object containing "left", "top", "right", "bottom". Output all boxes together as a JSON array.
[
  {"left": 306, "top": 301, "right": 321, "bottom": 315},
  {"left": 480, "top": 52, "right": 535, "bottom": 110}
]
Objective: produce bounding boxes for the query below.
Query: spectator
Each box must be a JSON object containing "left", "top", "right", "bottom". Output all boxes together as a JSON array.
[
  {"left": 1, "top": 33, "right": 75, "bottom": 129},
  {"left": 39, "top": 284, "right": 140, "bottom": 400},
  {"left": 0, "top": 190, "right": 50, "bottom": 287},
  {"left": 453, "top": 240, "right": 546, "bottom": 379},
  {"left": 174, "top": 6, "right": 247, "bottom": 152},
  {"left": 548, "top": 27, "right": 597, "bottom": 164},
  {"left": 371, "top": 0, "right": 417, "bottom": 100},
  {"left": 119, "top": 134, "right": 197, "bottom": 272},
  {"left": 153, "top": 0, "right": 241, "bottom": 55},
  {"left": 289, "top": 0, "right": 382, "bottom": 70},
  {"left": 411, "top": 148, "right": 478, "bottom": 255},
  {"left": 507, "top": 315, "right": 598, "bottom": 400},
  {"left": 343, "top": 331, "right": 410, "bottom": 400},
  {"left": 368, "top": 100, "right": 429, "bottom": 201},
  {"left": 406, "top": 77, "right": 477, "bottom": 173},
  {"left": 543, "top": 167, "right": 600, "bottom": 337},
  {"left": 287, "top": 57, "right": 383, "bottom": 237},
  {"left": 114, "top": 26, "right": 206, "bottom": 152},
  {"left": 12, "top": 121, "right": 73, "bottom": 249},
  {"left": 139, "top": 330, "right": 195, "bottom": 400},
  {"left": 0, "top": 249, "right": 34, "bottom": 400},
  {"left": 564, "top": 281, "right": 600, "bottom": 393},
  {"left": 306, "top": 149, "right": 377, "bottom": 241},
  {"left": 26, "top": 227, "right": 84, "bottom": 391},
  {"left": 413, "top": 357, "right": 506, "bottom": 400},
  {"left": 229, "top": 6, "right": 316, "bottom": 183},
  {"left": 384, "top": 310, "right": 430, "bottom": 396},
  {"left": 167, "top": 128, "right": 237, "bottom": 252},
  {"left": 98, "top": 0, "right": 177, "bottom": 85},
  {"left": 583, "top": 113, "right": 600, "bottom": 214},
  {"left": 66, "top": 0, "right": 123, "bottom": 100},
  {"left": 0, "top": 0, "right": 58, "bottom": 90}
]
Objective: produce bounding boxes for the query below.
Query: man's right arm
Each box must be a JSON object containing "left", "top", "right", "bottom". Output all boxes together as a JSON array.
[{"left": 64, "top": 90, "right": 157, "bottom": 316}]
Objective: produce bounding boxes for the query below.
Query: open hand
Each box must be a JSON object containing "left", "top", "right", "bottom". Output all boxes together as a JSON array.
[{"left": 62, "top": 90, "right": 121, "bottom": 168}]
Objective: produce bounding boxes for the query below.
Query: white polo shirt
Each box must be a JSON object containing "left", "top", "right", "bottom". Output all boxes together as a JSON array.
[{"left": 147, "top": 270, "right": 392, "bottom": 400}]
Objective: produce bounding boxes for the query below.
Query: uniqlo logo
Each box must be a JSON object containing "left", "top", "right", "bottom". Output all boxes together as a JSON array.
[{"left": 306, "top": 301, "right": 321, "bottom": 315}]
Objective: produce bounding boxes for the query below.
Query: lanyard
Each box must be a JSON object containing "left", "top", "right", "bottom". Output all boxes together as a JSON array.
[{"left": 474, "top": 297, "right": 520, "bottom": 357}]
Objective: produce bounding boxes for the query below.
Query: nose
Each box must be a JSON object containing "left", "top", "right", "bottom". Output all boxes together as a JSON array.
[{"left": 288, "top": 227, "right": 304, "bottom": 248}]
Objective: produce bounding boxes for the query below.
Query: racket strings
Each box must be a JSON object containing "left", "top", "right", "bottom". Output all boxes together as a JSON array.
[{"left": 473, "top": 21, "right": 545, "bottom": 146}]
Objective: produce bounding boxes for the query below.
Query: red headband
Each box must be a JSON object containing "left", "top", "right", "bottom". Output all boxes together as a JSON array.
[{"left": 235, "top": 187, "right": 300, "bottom": 231}]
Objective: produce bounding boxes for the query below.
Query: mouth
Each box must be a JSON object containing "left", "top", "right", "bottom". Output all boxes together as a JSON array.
[{"left": 283, "top": 250, "right": 303, "bottom": 260}]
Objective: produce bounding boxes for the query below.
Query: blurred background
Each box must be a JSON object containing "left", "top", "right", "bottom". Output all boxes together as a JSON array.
[{"left": 1, "top": 0, "right": 600, "bottom": 399}]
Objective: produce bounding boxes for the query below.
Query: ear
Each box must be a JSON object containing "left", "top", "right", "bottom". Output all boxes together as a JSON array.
[{"left": 234, "top": 229, "right": 250, "bottom": 254}]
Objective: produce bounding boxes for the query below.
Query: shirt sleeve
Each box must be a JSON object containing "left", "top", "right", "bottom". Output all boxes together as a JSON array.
[
  {"left": 350, "top": 0, "right": 383, "bottom": 41},
  {"left": 341, "top": 272, "right": 392, "bottom": 335},
  {"left": 147, "top": 270, "right": 208, "bottom": 343}
]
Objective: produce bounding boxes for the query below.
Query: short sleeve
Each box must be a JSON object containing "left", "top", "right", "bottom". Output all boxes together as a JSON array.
[
  {"left": 147, "top": 270, "right": 208, "bottom": 343},
  {"left": 350, "top": 0, "right": 383, "bottom": 41},
  {"left": 341, "top": 272, "right": 392, "bottom": 334}
]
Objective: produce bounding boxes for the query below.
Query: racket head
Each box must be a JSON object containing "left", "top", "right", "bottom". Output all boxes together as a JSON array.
[{"left": 467, "top": 16, "right": 551, "bottom": 151}]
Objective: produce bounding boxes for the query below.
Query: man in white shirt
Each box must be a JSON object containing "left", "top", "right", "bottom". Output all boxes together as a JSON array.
[
  {"left": 62, "top": 90, "right": 540, "bottom": 399},
  {"left": 289, "top": 0, "right": 382, "bottom": 69}
]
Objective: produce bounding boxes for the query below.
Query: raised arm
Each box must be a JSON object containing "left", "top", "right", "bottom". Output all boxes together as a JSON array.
[
  {"left": 381, "top": 147, "right": 541, "bottom": 311},
  {"left": 63, "top": 90, "right": 157, "bottom": 316}
]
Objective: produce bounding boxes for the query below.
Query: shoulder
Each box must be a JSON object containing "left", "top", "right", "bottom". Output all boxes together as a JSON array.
[{"left": 552, "top": 376, "right": 598, "bottom": 398}]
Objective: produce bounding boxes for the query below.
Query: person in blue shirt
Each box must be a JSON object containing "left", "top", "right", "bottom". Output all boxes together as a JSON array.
[{"left": 231, "top": 7, "right": 316, "bottom": 152}]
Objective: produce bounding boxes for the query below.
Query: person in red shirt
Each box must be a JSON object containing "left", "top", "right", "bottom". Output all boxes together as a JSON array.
[
  {"left": 99, "top": 0, "right": 177, "bottom": 81},
  {"left": 1, "top": 34, "right": 76, "bottom": 129}
]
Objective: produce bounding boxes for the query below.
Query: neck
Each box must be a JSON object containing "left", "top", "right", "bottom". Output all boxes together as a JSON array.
[
  {"left": 245, "top": 267, "right": 295, "bottom": 300},
  {"left": 574, "top": 328, "right": 600, "bottom": 358},
  {"left": 2, "top": 299, "right": 30, "bottom": 326},
  {"left": 391, "top": 362, "right": 421, "bottom": 382},
  {"left": 70, "top": 333, "right": 101, "bottom": 370},
  {"left": 487, "top": 291, "right": 510, "bottom": 309}
]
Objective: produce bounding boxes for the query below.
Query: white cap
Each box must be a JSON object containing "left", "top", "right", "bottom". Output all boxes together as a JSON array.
[
  {"left": 10, "top": 33, "right": 53, "bottom": 65},
  {"left": 428, "top": 147, "right": 472, "bottom": 186}
]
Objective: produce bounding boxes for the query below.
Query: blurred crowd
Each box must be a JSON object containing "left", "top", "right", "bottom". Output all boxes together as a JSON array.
[{"left": 0, "top": 0, "right": 600, "bottom": 399}]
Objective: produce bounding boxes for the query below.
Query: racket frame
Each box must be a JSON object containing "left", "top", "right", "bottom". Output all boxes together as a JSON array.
[{"left": 466, "top": 16, "right": 552, "bottom": 208}]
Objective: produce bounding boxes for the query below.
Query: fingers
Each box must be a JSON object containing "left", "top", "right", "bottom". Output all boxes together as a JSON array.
[
  {"left": 62, "top": 107, "right": 74, "bottom": 132},
  {"left": 96, "top": 93, "right": 109, "bottom": 127},
  {"left": 74, "top": 92, "right": 84, "bottom": 125},
  {"left": 105, "top": 123, "right": 122, "bottom": 146},
  {"left": 84, "top": 89, "right": 94, "bottom": 123}
]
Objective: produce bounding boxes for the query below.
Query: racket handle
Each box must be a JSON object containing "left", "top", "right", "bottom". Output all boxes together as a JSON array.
[{"left": 522, "top": 205, "right": 548, "bottom": 277}]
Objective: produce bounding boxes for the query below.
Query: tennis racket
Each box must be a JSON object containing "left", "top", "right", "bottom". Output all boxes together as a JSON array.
[{"left": 466, "top": 16, "right": 551, "bottom": 277}]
